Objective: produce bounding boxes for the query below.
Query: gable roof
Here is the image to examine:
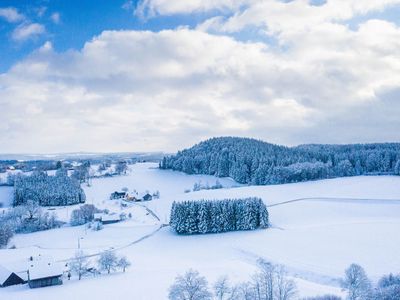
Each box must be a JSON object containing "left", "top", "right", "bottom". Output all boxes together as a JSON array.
[
  {"left": 28, "top": 261, "right": 63, "bottom": 281},
  {"left": 0, "top": 265, "right": 12, "bottom": 285}
]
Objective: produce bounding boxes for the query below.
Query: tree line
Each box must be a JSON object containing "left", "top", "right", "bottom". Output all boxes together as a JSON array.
[
  {"left": 168, "top": 261, "right": 400, "bottom": 300},
  {"left": 170, "top": 198, "right": 269, "bottom": 234},
  {"left": 160, "top": 137, "right": 400, "bottom": 184}
]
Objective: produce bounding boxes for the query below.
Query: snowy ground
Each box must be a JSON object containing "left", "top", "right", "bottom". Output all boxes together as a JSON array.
[{"left": 1, "top": 163, "right": 400, "bottom": 299}]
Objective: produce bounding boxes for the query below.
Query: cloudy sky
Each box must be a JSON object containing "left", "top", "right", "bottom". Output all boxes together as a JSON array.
[{"left": 1, "top": 0, "right": 400, "bottom": 153}]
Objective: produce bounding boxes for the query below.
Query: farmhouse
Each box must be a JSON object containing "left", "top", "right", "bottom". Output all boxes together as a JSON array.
[
  {"left": 94, "top": 213, "right": 120, "bottom": 225},
  {"left": 0, "top": 265, "right": 25, "bottom": 288},
  {"left": 28, "top": 260, "right": 63, "bottom": 288},
  {"left": 110, "top": 191, "right": 127, "bottom": 200}
]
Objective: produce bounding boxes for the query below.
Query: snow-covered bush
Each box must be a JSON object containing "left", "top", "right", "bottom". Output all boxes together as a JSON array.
[
  {"left": 0, "top": 201, "right": 62, "bottom": 241},
  {"left": 170, "top": 198, "right": 269, "bottom": 235},
  {"left": 372, "top": 273, "right": 400, "bottom": 300},
  {"left": 92, "top": 221, "right": 103, "bottom": 231},
  {"left": 0, "top": 219, "right": 14, "bottom": 248},
  {"left": 14, "top": 170, "right": 86, "bottom": 206},
  {"left": 192, "top": 180, "right": 223, "bottom": 192}
]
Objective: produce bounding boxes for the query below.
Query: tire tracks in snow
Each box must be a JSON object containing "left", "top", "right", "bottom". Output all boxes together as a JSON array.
[{"left": 267, "top": 197, "right": 400, "bottom": 207}]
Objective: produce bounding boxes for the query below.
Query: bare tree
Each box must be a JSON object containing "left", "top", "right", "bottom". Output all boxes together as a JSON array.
[
  {"left": 70, "top": 250, "right": 90, "bottom": 280},
  {"left": 234, "top": 282, "right": 256, "bottom": 300},
  {"left": 168, "top": 269, "right": 212, "bottom": 300},
  {"left": 98, "top": 250, "right": 118, "bottom": 274},
  {"left": 341, "top": 264, "right": 371, "bottom": 300},
  {"left": 117, "top": 256, "right": 131, "bottom": 272},
  {"left": 214, "top": 276, "right": 231, "bottom": 300},
  {"left": 253, "top": 259, "right": 297, "bottom": 300},
  {"left": 24, "top": 200, "right": 42, "bottom": 220},
  {"left": 274, "top": 265, "right": 297, "bottom": 300}
]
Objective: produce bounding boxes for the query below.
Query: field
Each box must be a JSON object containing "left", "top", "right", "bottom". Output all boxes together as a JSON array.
[{"left": 1, "top": 163, "right": 400, "bottom": 299}]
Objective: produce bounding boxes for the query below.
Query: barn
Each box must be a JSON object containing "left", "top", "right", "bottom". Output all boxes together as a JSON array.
[
  {"left": 0, "top": 265, "right": 25, "bottom": 288},
  {"left": 140, "top": 193, "right": 153, "bottom": 201},
  {"left": 28, "top": 260, "right": 63, "bottom": 288}
]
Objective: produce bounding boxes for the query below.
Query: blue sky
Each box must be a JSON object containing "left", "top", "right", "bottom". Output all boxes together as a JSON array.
[
  {"left": 1, "top": 0, "right": 400, "bottom": 153},
  {"left": 0, "top": 0, "right": 206, "bottom": 72}
]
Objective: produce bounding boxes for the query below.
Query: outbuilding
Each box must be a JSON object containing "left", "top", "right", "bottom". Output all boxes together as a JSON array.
[
  {"left": 93, "top": 213, "right": 120, "bottom": 225},
  {"left": 140, "top": 193, "right": 153, "bottom": 201},
  {"left": 0, "top": 265, "right": 25, "bottom": 288},
  {"left": 28, "top": 260, "right": 63, "bottom": 288}
]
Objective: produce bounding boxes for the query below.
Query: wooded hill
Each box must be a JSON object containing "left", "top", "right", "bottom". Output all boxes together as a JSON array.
[{"left": 160, "top": 137, "right": 400, "bottom": 184}]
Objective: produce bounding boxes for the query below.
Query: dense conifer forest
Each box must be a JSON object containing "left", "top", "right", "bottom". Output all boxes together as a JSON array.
[
  {"left": 160, "top": 137, "right": 400, "bottom": 184},
  {"left": 13, "top": 170, "right": 86, "bottom": 206},
  {"left": 170, "top": 198, "right": 269, "bottom": 234}
]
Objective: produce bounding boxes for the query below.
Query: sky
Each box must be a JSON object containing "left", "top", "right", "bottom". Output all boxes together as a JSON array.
[{"left": 1, "top": 0, "right": 400, "bottom": 153}]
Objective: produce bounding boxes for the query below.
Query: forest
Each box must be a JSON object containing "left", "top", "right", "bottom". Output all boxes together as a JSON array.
[
  {"left": 160, "top": 137, "right": 400, "bottom": 184},
  {"left": 13, "top": 169, "right": 86, "bottom": 206}
]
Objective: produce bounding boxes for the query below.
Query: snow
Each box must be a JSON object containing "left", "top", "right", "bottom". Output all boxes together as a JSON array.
[
  {"left": 0, "top": 162, "right": 400, "bottom": 299},
  {"left": 28, "top": 260, "right": 63, "bottom": 281}
]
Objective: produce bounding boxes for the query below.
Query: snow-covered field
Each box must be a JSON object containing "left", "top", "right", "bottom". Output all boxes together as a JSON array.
[{"left": 1, "top": 163, "right": 400, "bottom": 299}]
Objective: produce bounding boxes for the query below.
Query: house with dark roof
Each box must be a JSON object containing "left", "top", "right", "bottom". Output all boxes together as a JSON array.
[
  {"left": 0, "top": 265, "right": 25, "bottom": 288},
  {"left": 110, "top": 191, "right": 127, "bottom": 200},
  {"left": 140, "top": 193, "right": 153, "bottom": 201}
]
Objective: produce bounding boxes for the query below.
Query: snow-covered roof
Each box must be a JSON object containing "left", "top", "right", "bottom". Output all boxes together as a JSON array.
[
  {"left": 94, "top": 213, "right": 103, "bottom": 219},
  {"left": 0, "top": 265, "right": 12, "bottom": 284},
  {"left": 28, "top": 261, "right": 63, "bottom": 281},
  {"left": 101, "top": 214, "right": 120, "bottom": 222},
  {"left": 139, "top": 192, "right": 152, "bottom": 198}
]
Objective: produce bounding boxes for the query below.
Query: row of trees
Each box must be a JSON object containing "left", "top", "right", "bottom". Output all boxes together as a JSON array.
[
  {"left": 160, "top": 137, "right": 400, "bottom": 184},
  {"left": 168, "top": 262, "right": 400, "bottom": 300},
  {"left": 170, "top": 198, "right": 269, "bottom": 234},
  {"left": 69, "top": 250, "right": 131, "bottom": 280},
  {"left": 13, "top": 169, "right": 86, "bottom": 206},
  {"left": 0, "top": 200, "right": 62, "bottom": 247},
  {"left": 169, "top": 260, "right": 296, "bottom": 300}
]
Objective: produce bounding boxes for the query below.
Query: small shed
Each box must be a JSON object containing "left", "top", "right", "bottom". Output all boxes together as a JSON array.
[
  {"left": 0, "top": 265, "right": 25, "bottom": 288},
  {"left": 141, "top": 193, "right": 153, "bottom": 201},
  {"left": 28, "top": 261, "right": 63, "bottom": 288},
  {"left": 93, "top": 213, "right": 120, "bottom": 225},
  {"left": 100, "top": 214, "right": 120, "bottom": 225}
]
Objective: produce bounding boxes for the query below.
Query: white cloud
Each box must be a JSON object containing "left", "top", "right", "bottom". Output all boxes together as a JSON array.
[
  {"left": 0, "top": 7, "right": 25, "bottom": 23},
  {"left": 12, "top": 23, "right": 45, "bottom": 42},
  {"left": 1, "top": 21, "right": 400, "bottom": 153},
  {"left": 135, "top": 0, "right": 249, "bottom": 17},
  {"left": 50, "top": 12, "right": 60, "bottom": 24}
]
